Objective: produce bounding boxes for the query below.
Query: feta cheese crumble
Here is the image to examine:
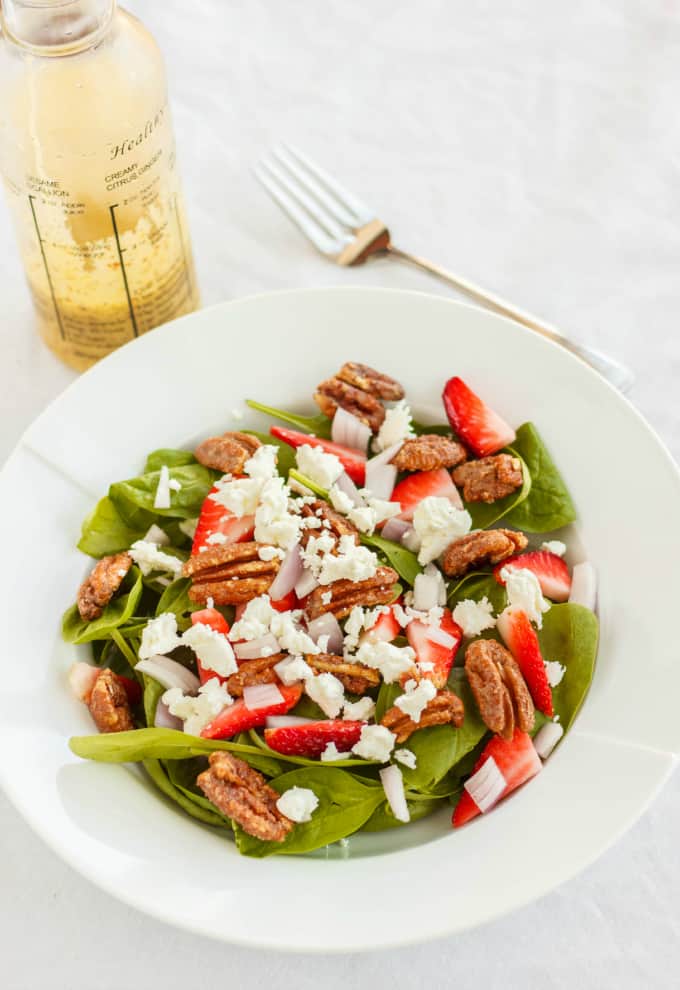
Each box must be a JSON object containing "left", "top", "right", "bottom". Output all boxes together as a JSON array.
[
  {"left": 351, "top": 724, "right": 396, "bottom": 762},
  {"left": 320, "top": 742, "right": 348, "bottom": 762},
  {"left": 229, "top": 595, "right": 275, "bottom": 642},
  {"left": 544, "top": 659, "right": 566, "bottom": 686},
  {"left": 541, "top": 540, "right": 567, "bottom": 557},
  {"left": 129, "top": 540, "right": 183, "bottom": 578},
  {"left": 181, "top": 623, "right": 237, "bottom": 677},
  {"left": 354, "top": 639, "right": 416, "bottom": 683},
  {"left": 295, "top": 445, "right": 343, "bottom": 489},
  {"left": 304, "top": 672, "right": 345, "bottom": 717},
  {"left": 258, "top": 545, "right": 286, "bottom": 561},
  {"left": 342, "top": 696, "right": 376, "bottom": 721},
  {"left": 394, "top": 748, "right": 417, "bottom": 770},
  {"left": 276, "top": 786, "right": 319, "bottom": 823},
  {"left": 163, "top": 677, "right": 232, "bottom": 736},
  {"left": 206, "top": 532, "right": 227, "bottom": 545},
  {"left": 348, "top": 496, "right": 401, "bottom": 536},
  {"left": 452, "top": 596, "right": 497, "bottom": 637},
  {"left": 317, "top": 534, "right": 379, "bottom": 585},
  {"left": 394, "top": 677, "right": 437, "bottom": 723},
  {"left": 412, "top": 497, "right": 472, "bottom": 565},
  {"left": 210, "top": 476, "right": 261, "bottom": 517},
  {"left": 501, "top": 566, "right": 551, "bottom": 628},
  {"left": 254, "top": 476, "right": 302, "bottom": 549},
  {"left": 373, "top": 400, "right": 414, "bottom": 452},
  {"left": 138, "top": 612, "right": 182, "bottom": 660},
  {"left": 328, "top": 484, "right": 355, "bottom": 515},
  {"left": 274, "top": 655, "right": 314, "bottom": 686},
  {"left": 143, "top": 523, "right": 169, "bottom": 546}
]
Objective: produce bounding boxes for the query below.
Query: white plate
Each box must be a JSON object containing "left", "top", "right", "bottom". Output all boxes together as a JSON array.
[{"left": 0, "top": 287, "right": 678, "bottom": 952}]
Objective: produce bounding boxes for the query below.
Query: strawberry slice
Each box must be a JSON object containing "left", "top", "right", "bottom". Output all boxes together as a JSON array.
[
  {"left": 452, "top": 729, "right": 542, "bottom": 827},
  {"left": 269, "top": 425, "right": 366, "bottom": 485},
  {"left": 201, "top": 684, "right": 303, "bottom": 740},
  {"left": 191, "top": 607, "right": 231, "bottom": 684},
  {"left": 271, "top": 589, "right": 298, "bottom": 613},
  {"left": 442, "top": 376, "right": 516, "bottom": 457},
  {"left": 390, "top": 468, "right": 462, "bottom": 521},
  {"left": 406, "top": 608, "right": 463, "bottom": 688},
  {"left": 192, "top": 486, "right": 254, "bottom": 556},
  {"left": 359, "top": 605, "right": 401, "bottom": 645},
  {"left": 117, "top": 674, "right": 142, "bottom": 706},
  {"left": 497, "top": 608, "right": 553, "bottom": 716},
  {"left": 494, "top": 551, "right": 571, "bottom": 603},
  {"left": 264, "top": 719, "right": 364, "bottom": 758}
]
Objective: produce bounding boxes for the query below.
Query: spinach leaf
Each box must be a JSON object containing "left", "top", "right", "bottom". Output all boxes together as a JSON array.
[
  {"left": 155, "top": 577, "right": 200, "bottom": 630},
  {"left": 142, "top": 758, "right": 229, "bottom": 827},
  {"left": 144, "top": 449, "right": 197, "bottom": 472},
  {"left": 375, "top": 682, "right": 400, "bottom": 724},
  {"left": 447, "top": 571, "right": 508, "bottom": 614},
  {"left": 361, "top": 534, "right": 422, "bottom": 586},
  {"left": 233, "top": 767, "right": 385, "bottom": 857},
  {"left": 77, "top": 496, "right": 145, "bottom": 558},
  {"left": 411, "top": 420, "right": 454, "bottom": 437},
  {"left": 505, "top": 422, "right": 577, "bottom": 532},
  {"left": 287, "top": 469, "right": 328, "bottom": 499},
  {"left": 142, "top": 674, "right": 164, "bottom": 728},
  {"left": 164, "top": 756, "right": 234, "bottom": 822},
  {"left": 246, "top": 400, "right": 333, "bottom": 439},
  {"left": 362, "top": 794, "right": 448, "bottom": 831},
  {"left": 247, "top": 730, "right": 375, "bottom": 769},
  {"left": 463, "top": 450, "right": 532, "bottom": 530},
  {"left": 537, "top": 603, "right": 599, "bottom": 732},
  {"left": 109, "top": 464, "right": 215, "bottom": 525},
  {"left": 62, "top": 568, "right": 144, "bottom": 644},
  {"left": 243, "top": 430, "right": 297, "bottom": 476}
]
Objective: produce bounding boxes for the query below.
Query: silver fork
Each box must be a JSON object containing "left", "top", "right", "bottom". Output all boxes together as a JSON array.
[{"left": 254, "top": 145, "right": 633, "bottom": 393}]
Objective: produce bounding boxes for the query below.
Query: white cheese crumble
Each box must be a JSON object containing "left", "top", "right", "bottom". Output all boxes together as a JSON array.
[
  {"left": 328, "top": 484, "right": 355, "bottom": 515},
  {"left": 206, "top": 532, "right": 228, "bottom": 545},
  {"left": 348, "top": 496, "right": 401, "bottom": 536},
  {"left": 271, "top": 611, "right": 319, "bottom": 654},
  {"left": 229, "top": 595, "right": 275, "bottom": 641},
  {"left": 153, "top": 465, "right": 172, "bottom": 510},
  {"left": 295, "top": 444, "right": 344, "bottom": 489},
  {"left": 304, "top": 672, "right": 345, "bottom": 717},
  {"left": 544, "top": 659, "right": 566, "bottom": 686},
  {"left": 321, "top": 590, "right": 333, "bottom": 605},
  {"left": 394, "top": 678, "right": 437, "bottom": 723},
  {"left": 351, "top": 724, "right": 396, "bottom": 762},
  {"left": 210, "top": 476, "right": 261, "bottom": 517},
  {"left": 138, "top": 613, "right": 182, "bottom": 660},
  {"left": 168, "top": 478, "right": 182, "bottom": 492},
  {"left": 258, "top": 545, "right": 286, "bottom": 561},
  {"left": 274, "top": 655, "right": 314, "bottom": 686},
  {"left": 320, "top": 741, "right": 348, "bottom": 762},
  {"left": 317, "top": 534, "right": 379, "bottom": 585},
  {"left": 143, "top": 523, "right": 169, "bottom": 546},
  {"left": 541, "top": 540, "right": 567, "bottom": 557},
  {"left": 354, "top": 639, "right": 416, "bottom": 683},
  {"left": 412, "top": 497, "right": 472, "bottom": 565},
  {"left": 129, "top": 540, "right": 183, "bottom": 578},
  {"left": 452, "top": 596, "right": 497, "bottom": 637},
  {"left": 163, "top": 677, "right": 233, "bottom": 736},
  {"left": 244, "top": 444, "right": 279, "bottom": 483},
  {"left": 276, "top": 786, "right": 319, "bottom": 823},
  {"left": 254, "top": 476, "right": 302, "bottom": 549},
  {"left": 342, "top": 696, "right": 376, "bottom": 721},
  {"left": 501, "top": 566, "right": 551, "bottom": 628},
  {"left": 373, "top": 400, "right": 414, "bottom": 452},
  {"left": 181, "top": 622, "right": 237, "bottom": 677},
  {"left": 394, "top": 748, "right": 417, "bottom": 770}
]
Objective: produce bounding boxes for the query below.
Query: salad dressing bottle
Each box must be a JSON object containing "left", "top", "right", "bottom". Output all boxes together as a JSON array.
[{"left": 0, "top": 0, "right": 199, "bottom": 371}]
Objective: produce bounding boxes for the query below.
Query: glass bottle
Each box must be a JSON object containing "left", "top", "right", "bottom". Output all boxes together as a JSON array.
[{"left": 0, "top": 0, "right": 199, "bottom": 371}]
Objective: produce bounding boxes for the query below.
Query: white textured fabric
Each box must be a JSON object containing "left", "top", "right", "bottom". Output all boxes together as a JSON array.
[{"left": 1, "top": 1, "right": 679, "bottom": 986}]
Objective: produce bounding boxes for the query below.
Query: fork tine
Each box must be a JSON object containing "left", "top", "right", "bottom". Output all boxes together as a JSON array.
[
  {"left": 282, "top": 144, "right": 375, "bottom": 227},
  {"left": 272, "top": 146, "right": 360, "bottom": 229},
  {"left": 253, "top": 164, "right": 345, "bottom": 256},
  {"left": 259, "top": 156, "right": 352, "bottom": 244}
]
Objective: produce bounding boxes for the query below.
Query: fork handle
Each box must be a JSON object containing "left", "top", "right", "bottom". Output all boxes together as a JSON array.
[{"left": 386, "top": 245, "right": 634, "bottom": 393}]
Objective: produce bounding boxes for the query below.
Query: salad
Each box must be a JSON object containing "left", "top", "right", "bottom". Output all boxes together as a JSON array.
[{"left": 64, "top": 362, "right": 598, "bottom": 857}]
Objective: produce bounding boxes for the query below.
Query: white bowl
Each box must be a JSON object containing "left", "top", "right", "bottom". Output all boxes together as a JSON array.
[{"left": 0, "top": 287, "right": 678, "bottom": 952}]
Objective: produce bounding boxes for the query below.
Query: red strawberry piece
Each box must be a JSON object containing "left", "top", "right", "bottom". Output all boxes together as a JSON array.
[
  {"left": 452, "top": 729, "right": 542, "bottom": 827},
  {"left": 494, "top": 551, "right": 571, "bottom": 603},
  {"left": 270, "top": 425, "right": 366, "bottom": 485},
  {"left": 264, "top": 719, "right": 365, "bottom": 758},
  {"left": 191, "top": 607, "right": 231, "bottom": 684},
  {"left": 271, "top": 589, "right": 299, "bottom": 613},
  {"left": 191, "top": 486, "right": 254, "bottom": 556},
  {"left": 359, "top": 605, "right": 401, "bottom": 645},
  {"left": 406, "top": 608, "right": 463, "bottom": 688},
  {"left": 390, "top": 469, "right": 462, "bottom": 521},
  {"left": 497, "top": 608, "right": 553, "bottom": 716},
  {"left": 442, "top": 376, "right": 516, "bottom": 457},
  {"left": 117, "top": 674, "right": 142, "bottom": 706},
  {"left": 201, "top": 684, "right": 303, "bottom": 740}
]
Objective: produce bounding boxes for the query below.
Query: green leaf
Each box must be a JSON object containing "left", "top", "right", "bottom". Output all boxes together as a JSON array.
[
  {"left": 155, "top": 577, "right": 200, "bottom": 630},
  {"left": 164, "top": 756, "right": 234, "bottom": 820},
  {"left": 142, "top": 673, "right": 165, "bottom": 728},
  {"left": 247, "top": 730, "right": 376, "bottom": 769},
  {"left": 243, "top": 430, "right": 297, "bottom": 476},
  {"left": 411, "top": 420, "right": 455, "bottom": 437},
  {"left": 144, "top": 449, "right": 197, "bottom": 472},
  {"left": 505, "top": 423, "right": 577, "bottom": 532},
  {"left": 77, "top": 496, "right": 145, "bottom": 558},
  {"left": 233, "top": 767, "right": 385, "bottom": 857},
  {"left": 375, "top": 681, "right": 400, "bottom": 724},
  {"left": 361, "top": 533, "right": 422, "bottom": 586},
  {"left": 287, "top": 469, "right": 328, "bottom": 499},
  {"left": 109, "top": 464, "right": 216, "bottom": 525},
  {"left": 142, "top": 758, "right": 229, "bottom": 827},
  {"left": 246, "top": 400, "right": 333, "bottom": 439},
  {"left": 463, "top": 449, "right": 532, "bottom": 529},
  {"left": 447, "top": 571, "right": 508, "bottom": 614},
  {"left": 61, "top": 568, "right": 144, "bottom": 644},
  {"left": 537, "top": 603, "right": 599, "bottom": 733},
  {"left": 362, "top": 794, "right": 448, "bottom": 831}
]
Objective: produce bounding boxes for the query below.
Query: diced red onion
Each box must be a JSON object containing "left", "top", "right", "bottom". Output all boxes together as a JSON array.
[
  {"left": 369, "top": 441, "right": 404, "bottom": 469},
  {"left": 68, "top": 662, "right": 100, "bottom": 703},
  {"left": 379, "top": 765, "right": 410, "bottom": 823},
  {"left": 265, "top": 715, "right": 315, "bottom": 728},
  {"left": 334, "top": 470, "right": 362, "bottom": 506},
  {"left": 268, "top": 543, "right": 303, "bottom": 602},
  {"left": 568, "top": 561, "right": 597, "bottom": 611},
  {"left": 533, "top": 721, "right": 564, "bottom": 760},
  {"left": 381, "top": 517, "right": 411, "bottom": 543},
  {"left": 401, "top": 527, "right": 420, "bottom": 552},
  {"left": 307, "top": 612, "right": 344, "bottom": 654},
  {"left": 331, "top": 407, "right": 372, "bottom": 453},
  {"left": 413, "top": 572, "right": 441, "bottom": 611},
  {"left": 464, "top": 756, "right": 506, "bottom": 813},
  {"left": 425, "top": 625, "right": 457, "bottom": 649},
  {"left": 364, "top": 460, "right": 397, "bottom": 500},
  {"left": 295, "top": 567, "right": 319, "bottom": 598},
  {"left": 234, "top": 633, "right": 281, "bottom": 661},
  {"left": 135, "top": 656, "right": 200, "bottom": 694},
  {"left": 154, "top": 698, "right": 183, "bottom": 730},
  {"left": 243, "top": 683, "right": 284, "bottom": 710}
]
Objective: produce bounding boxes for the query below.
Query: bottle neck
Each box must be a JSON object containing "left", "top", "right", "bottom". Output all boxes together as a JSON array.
[{"left": 1, "top": 0, "right": 115, "bottom": 56}]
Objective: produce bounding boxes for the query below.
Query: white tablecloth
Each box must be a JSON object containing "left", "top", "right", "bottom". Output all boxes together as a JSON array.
[{"left": 1, "top": 2, "right": 678, "bottom": 986}]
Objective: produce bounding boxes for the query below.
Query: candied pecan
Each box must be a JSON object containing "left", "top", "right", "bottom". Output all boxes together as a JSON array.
[
  {"left": 197, "top": 751, "right": 293, "bottom": 842},
  {"left": 336, "top": 361, "right": 405, "bottom": 401},
  {"left": 88, "top": 669, "right": 134, "bottom": 734},
  {"left": 183, "top": 542, "right": 279, "bottom": 605},
  {"left": 299, "top": 500, "right": 359, "bottom": 548},
  {"left": 381, "top": 690, "right": 465, "bottom": 743},
  {"left": 194, "top": 431, "right": 261, "bottom": 474},
  {"left": 305, "top": 653, "right": 381, "bottom": 694},
  {"left": 77, "top": 552, "right": 132, "bottom": 622},
  {"left": 392, "top": 434, "right": 468, "bottom": 472},
  {"left": 441, "top": 529, "right": 528, "bottom": 579},
  {"left": 226, "top": 654, "right": 285, "bottom": 697},
  {"left": 305, "top": 566, "right": 399, "bottom": 620},
  {"left": 452, "top": 454, "right": 523, "bottom": 503},
  {"left": 314, "top": 377, "right": 385, "bottom": 432},
  {"left": 465, "top": 639, "right": 534, "bottom": 740}
]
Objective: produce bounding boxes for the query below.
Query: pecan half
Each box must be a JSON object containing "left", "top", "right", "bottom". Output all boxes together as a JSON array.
[
  {"left": 305, "top": 653, "right": 381, "bottom": 694},
  {"left": 88, "top": 669, "right": 134, "bottom": 734},
  {"left": 336, "top": 362, "right": 405, "bottom": 401},
  {"left": 452, "top": 454, "right": 523, "bottom": 503},
  {"left": 314, "top": 377, "right": 385, "bottom": 432},
  {"left": 299, "top": 499, "right": 359, "bottom": 547},
  {"left": 381, "top": 690, "right": 465, "bottom": 743},
  {"left": 441, "top": 529, "right": 528, "bottom": 579},
  {"left": 226, "top": 654, "right": 285, "bottom": 697},
  {"left": 392, "top": 434, "right": 468, "bottom": 472},
  {"left": 183, "top": 542, "right": 280, "bottom": 604},
  {"left": 197, "top": 751, "right": 293, "bottom": 842},
  {"left": 77, "top": 552, "right": 132, "bottom": 622},
  {"left": 305, "top": 566, "right": 399, "bottom": 620},
  {"left": 194, "top": 431, "right": 261, "bottom": 474},
  {"left": 465, "top": 639, "right": 534, "bottom": 740}
]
